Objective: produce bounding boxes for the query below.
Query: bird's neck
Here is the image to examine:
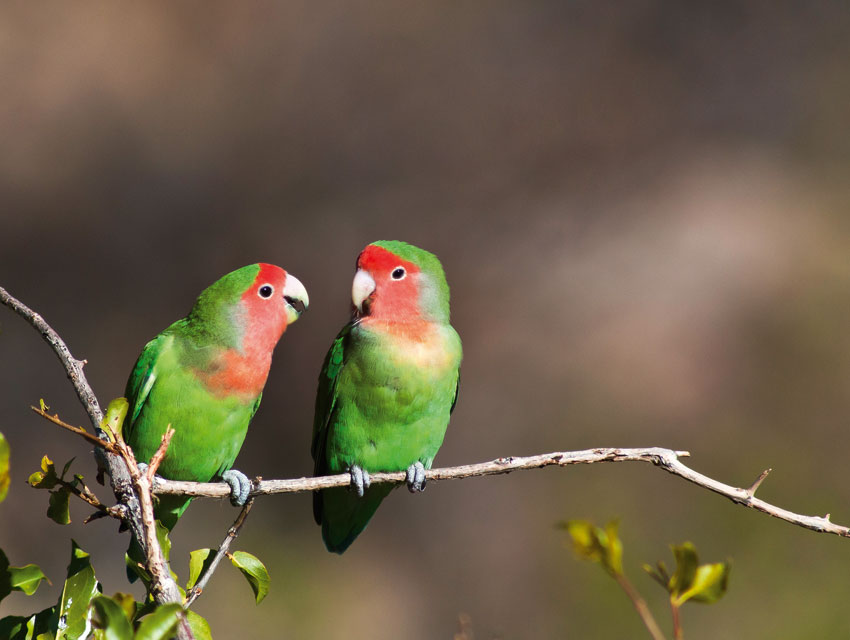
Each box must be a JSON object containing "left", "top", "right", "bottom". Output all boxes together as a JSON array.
[{"left": 195, "top": 346, "right": 272, "bottom": 400}]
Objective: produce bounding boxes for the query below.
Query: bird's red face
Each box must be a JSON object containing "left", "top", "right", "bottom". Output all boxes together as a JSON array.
[
  {"left": 240, "top": 263, "right": 309, "bottom": 350},
  {"left": 200, "top": 263, "right": 308, "bottom": 398},
  {"left": 352, "top": 245, "right": 422, "bottom": 321}
]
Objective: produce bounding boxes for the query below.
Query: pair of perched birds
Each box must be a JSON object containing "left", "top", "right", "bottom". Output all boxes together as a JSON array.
[{"left": 122, "top": 241, "right": 462, "bottom": 554}]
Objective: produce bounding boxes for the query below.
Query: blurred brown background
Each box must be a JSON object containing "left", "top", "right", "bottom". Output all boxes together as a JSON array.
[{"left": 2, "top": 2, "right": 850, "bottom": 637}]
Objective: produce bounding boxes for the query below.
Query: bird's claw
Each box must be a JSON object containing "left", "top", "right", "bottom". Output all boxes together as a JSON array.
[
  {"left": 348, "top": 465, "right": 371, "bottom": 498},
  {"left": 221, "top": 469, "right": 252, "bottom": 506},
  {"left": 406, "top": 461, "right": 427, "bottom": 493}
]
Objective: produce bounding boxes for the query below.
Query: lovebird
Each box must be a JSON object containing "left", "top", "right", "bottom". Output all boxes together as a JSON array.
[
  {"left": 312, "top": 241, "right": 462, "bottom": 553},
  {"left": 123, "top": 263, "right": 308, "bottom": 531}
]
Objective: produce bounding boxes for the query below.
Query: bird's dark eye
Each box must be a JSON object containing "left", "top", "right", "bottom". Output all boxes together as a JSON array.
[
  {"left": 391, "top": 267, "right": 406, "bottom": 280},
  {"left": 258, "top": 284, "right": 274, "bottom": 299}
]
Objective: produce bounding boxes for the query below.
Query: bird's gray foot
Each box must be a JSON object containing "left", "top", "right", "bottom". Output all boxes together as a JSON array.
[
  {"left": 406, "top": 461, "right": 427, "bottom": 493},
  {"left": 348, "top": 465, "right": 371, "bottom": 498},
  {"left": 136, "top": 462, "right": 149, "bottom": 475},
  {"left": 221, "top": 469, "right": 252, "bottom": 506}
]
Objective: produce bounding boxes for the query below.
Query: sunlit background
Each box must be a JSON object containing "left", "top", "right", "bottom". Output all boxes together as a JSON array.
[{"left": 2, "top": 2, "right": 850, "bottom": 638}]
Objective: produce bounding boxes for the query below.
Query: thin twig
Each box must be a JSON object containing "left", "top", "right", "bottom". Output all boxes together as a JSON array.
[
  {"left": 58, "top": 477, "right": 108, "bottom": 513},
  {"left": 30, "top": 406, "right": 120, "bottom": 454},
  {"left": 153, "top": 447, "right": 850, "bottom": 538},
  {"left": 670, "top": 601, "right": 682, "bottom": 640},
  {"left": 184, "top": 497, "right": 256, "bottom": 607},
  {"left": 615, "top": 573, "right": 667, "bottom": 640},
  {"left": 147, "top": 427, "right": 175, "bottom": 482}
]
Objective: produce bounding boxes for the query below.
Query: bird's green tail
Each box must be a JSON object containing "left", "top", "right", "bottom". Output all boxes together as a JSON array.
[{"left": 315, "top": 485, "right": 393, "bottom": 554}]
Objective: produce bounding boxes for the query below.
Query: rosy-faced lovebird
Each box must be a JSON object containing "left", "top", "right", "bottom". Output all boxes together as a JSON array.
[
  {"left": 123, "top": 263, "right": 308, "bottom": 531},
  {"left": 312, "top": 241, "right": 462, "bottom": 553}
]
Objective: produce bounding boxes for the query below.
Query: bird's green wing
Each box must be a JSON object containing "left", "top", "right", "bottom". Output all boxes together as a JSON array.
[
  {"left": 311, "top": 323, "right": 352, "bottom": 476},
  {"left": 123, "top": 331, "right": 176, "bottom": 444},
  {"left": 311, "top": 323, "right": 354, "bottom": 525},
  {"left": 450, "top": 370, "right": 460, "bottom": 415},
  {"left": 250, "top": 393, "right": 263, "bottom": 421}
]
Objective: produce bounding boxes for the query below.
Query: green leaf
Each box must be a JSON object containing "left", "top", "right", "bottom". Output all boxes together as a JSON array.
[
  {"left": 676, "top": 561, "right": 731, "bottom": 605},
  {"left": 669, "top": 542, "right": 699, "bottom": 598},
  {"left": 134, "top": 603, "right": 182, "bottom": 640},
  {"left": 109, "top": 592, "right": 137, "bottom": 622},
  {"left": 561, "top": 519, "right": 623, "bottom": 576},
  {"left": 0, "top": 549, "right": 49, "bottom": 603},
  {"left": 29, "top": 456, "right": 59, "bottom": 490},
  {"left": 56, "top": 540, "right": 99, "bottom": 640},
  {"left": 0, "top": 432, "right": 9, "bottom": 503},
  {"left": 101, "top": 398, "right": 128, "bottom": 443},
  {"left": 47, "top": 487, "right": 72, "bottom": 525},
  {"left": 124, "top": 550, "right": 150, "bottom": 585},
  {"left": 0, "top": 615, "right": 29, "bottom": 640},
  {"left": 655, "top": 542, "right": 731, "bottom": 606},
  {"left": 230, "top": 550, "right": 270, "bottom": 604},
  {"left": 185, "top": 610, "right": 213, "bottom": 640},
  {"left": 187, "top": 549, "right": 213, "bottom": 590},
  {"left": 27, "top": 471, "right": 45, "bottom": 487},
  {"left": 9, "top": 564, "right": 49, "bottom": 596},
  {"left": 60, "top": 458, "right": 75, "bottom": 479},
  {"left": 155, "top": 521, "right": 171, "bottom": 563},
  {"left": 0, "top": 548, "right": 11, "bottom": 603},
  {"left": 90, "top": 596, "right": 133, "bottom": 640},
  {"left": 0, "top": 605, "right": 59, "bottom": 640}
]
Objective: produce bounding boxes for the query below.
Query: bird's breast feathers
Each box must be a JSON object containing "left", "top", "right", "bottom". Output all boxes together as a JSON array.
[
  {"left": 191, "top": 347, "right": 271, "bottom": 400},
  {"left": 359, "top": 319, "right": 460, "bottom": 373}
]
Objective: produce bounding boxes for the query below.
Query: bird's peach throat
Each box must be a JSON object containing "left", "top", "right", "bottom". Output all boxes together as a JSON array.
[{"left": 362, "top": 319, "right": 458, "bottom": 371}]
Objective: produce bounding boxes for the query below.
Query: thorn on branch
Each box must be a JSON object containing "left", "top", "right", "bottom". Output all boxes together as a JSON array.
[
  {"left": 746, "top": 468, "right": 772, "bottom": 497},
  {"left": 84, "top": 511, "right": 110, "bottom": 524}
]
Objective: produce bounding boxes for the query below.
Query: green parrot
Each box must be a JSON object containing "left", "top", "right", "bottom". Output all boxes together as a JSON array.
[
  {"left": 312, "top": 241, "right": 462, "bottom": 553},
  {"left": 123, "top": 263, "right": 308, "bottom": 531}
]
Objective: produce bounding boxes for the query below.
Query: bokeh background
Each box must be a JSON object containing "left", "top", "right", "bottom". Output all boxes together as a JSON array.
[{"left": 2, "top": 2, "right": 850, "bottom": 637}]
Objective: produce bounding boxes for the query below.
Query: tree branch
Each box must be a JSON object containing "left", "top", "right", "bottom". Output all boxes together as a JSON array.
[
  {"left": 0, "top": 285, "right": 193, "bottom": 639},
  {"left": 614, "top": 572, "right": 667, "bottom": 640},
  {"left": 31, "top": 405, "right": 121, "bottom": 454},
  {"left": 153, "top": 447, "right": 850, "bottom": 538},
  {"left": 184, "top": 497, "right": 255, "bottom": 607}
]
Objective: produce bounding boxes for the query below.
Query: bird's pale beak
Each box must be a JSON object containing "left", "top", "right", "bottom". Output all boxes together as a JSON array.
[
  {"left": 282, "top": 274, "right": 309, "bottom": 324},
  {"left": 351, "top": 269, "right": 376, "bottom": 314}
]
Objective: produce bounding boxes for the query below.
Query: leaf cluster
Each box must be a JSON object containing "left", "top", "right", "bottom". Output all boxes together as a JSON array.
[
  {"left": 644, "top": 542, "right": 731, "bottom": 607},
  {"left": 562, "top": 519, "right": 731, "bottom": 639},
  {"left": 1, "top": 428, "right": 271, "bottom": 639}
]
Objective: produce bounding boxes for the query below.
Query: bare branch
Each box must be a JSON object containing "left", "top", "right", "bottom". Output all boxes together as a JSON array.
[
  {"left": 614, "top": 572, "right": 667, "bottom": 640},
  {"left": 154, "top": 447, "right": 850, "bottom": 538},
  {"left": 184, "top": 497, "right": 256, "bottom": 607},
  {"left": 31, "top": 406, "right": 120, "bottom": 454},
  {"left": 115, "top": 431, "right": 180, "bottom": 603},
  {"left": 0, "top": 287, "right": 104, "bottom": 431}
]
